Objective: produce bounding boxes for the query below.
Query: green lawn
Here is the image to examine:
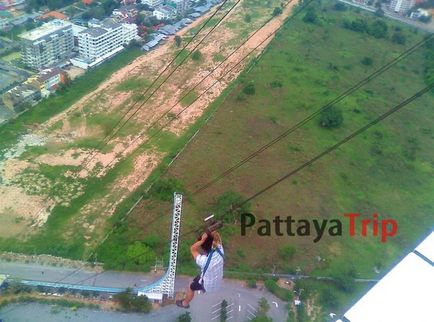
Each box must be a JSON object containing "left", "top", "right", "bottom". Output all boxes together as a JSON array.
[{"left": 96, "top": 0, "right": 434, "bottom": 317}]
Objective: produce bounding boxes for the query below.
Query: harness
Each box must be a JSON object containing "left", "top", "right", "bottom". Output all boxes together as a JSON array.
[{"left": 199, "top": 247, "right": 224, "bottom": 286}]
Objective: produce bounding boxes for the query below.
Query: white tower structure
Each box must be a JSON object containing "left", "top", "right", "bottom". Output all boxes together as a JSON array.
[{"left": 137, "top": 192, "right": 183, "bottom": 299}]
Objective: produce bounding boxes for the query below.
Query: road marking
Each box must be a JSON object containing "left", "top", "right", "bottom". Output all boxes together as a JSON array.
[
  {"left": 211, "top": 302, "right": 221, "bottom": 308},
  {"left": 227, "top": 303, "right": 234, "bottom": 308},
  {"left": 247, "top": 303, "right": 256, "bottom": 310},
  {"left": 272, "top": 301, "right": 279, "bottom": 308},
  {"left": 211, "top": 308, "right": 221, "bottom": 315},
  {"left": 247, "top": 310, "right": 256, "bottom": 317},
  {"left": 211, "top": 315, "right": 220, "bottom": 321},
  {"left": 238, "top": 293, "right": 241, "bottom": 297},
  {"left": 227, "top": 309, "right": 233, "bottom": 315},
  {"left": 238, "top": 305, "right": 241, "bottom": 312},
  {"left": 227, "top": 316, "right": 233, "bottom": 321}
]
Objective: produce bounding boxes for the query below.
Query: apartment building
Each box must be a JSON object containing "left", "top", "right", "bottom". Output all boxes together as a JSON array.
[
  {"left": 77, "top": 19, "right": 137, "bottom": 62},
  {"left": 167, "top": 0, "right": 190, "bottom": 15},
  {"left": 389, "top": 0, "right": 415, "bottom": 14},
  {"left": 142, "top": 0, "right": 164, "bottom": 7},
  {"left": 19, "top": 19, "right": 74, "bottom": 70}
]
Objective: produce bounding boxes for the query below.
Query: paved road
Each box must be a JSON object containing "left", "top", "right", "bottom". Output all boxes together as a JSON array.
[
  {"left": 0, "top": 260, "right": 161, "bottom": 289},
  {"left": 0, "top": 261, "right": 289, "bottom": 321},
  {"left": 175, "top": 278, "right": 288, "bottom": 322}
]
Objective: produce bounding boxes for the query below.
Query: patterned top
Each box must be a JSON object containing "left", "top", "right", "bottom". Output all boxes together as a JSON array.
[{"left": 195, "top": 245, "right": 224, "bottom": 292}]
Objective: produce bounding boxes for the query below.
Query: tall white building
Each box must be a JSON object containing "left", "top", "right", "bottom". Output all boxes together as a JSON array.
[
  {"left": 77, "top": 19, "right": 137, "bottom": 62},
  {"left": 167, "top": 0, "right": 190, "bottom": 15},
  {"left": 142, "top": 0, "right": 163, "bottom": 6},
  {"left": 389, "top": 0, "right": 415, "bottom": 15},
  {"left": 19, "top": 19, "right": 74, "bottom": 70}
]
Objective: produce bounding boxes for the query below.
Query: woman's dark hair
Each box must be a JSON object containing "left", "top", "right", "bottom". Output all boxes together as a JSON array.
[{"left": 201, "top": 233, "right": 214, "bottom": 254}]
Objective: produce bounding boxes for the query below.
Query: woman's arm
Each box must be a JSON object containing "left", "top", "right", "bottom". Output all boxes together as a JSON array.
[{"left": 190, "top": 232, "right": 207, "bottom": 259}]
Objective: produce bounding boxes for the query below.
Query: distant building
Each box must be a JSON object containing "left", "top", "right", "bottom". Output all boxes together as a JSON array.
[
  {"left": 38, "top": 11, "right": 69, "bottom": 21},
  {"left": 112, "top": 5, "right": 139, "bottom": 24},
  {"left": 2, "top": 83, "right": 41, "bottom": 112},
  {"left": 19, "top": 19, "right": 74, "bottom": 70},
  {"left": 389, "top": 0, "right": 416, "bottom": 15},
  {"left": 26, "top": 67, "right": 66, "bottom": 97},
  {"left": 166, "top": 0, "right": 189, "bottom": 15},
  {"left": 153, "top": 5, "right": 177, "bottom": 20},
  {"left": 142, "top": 0, "right": 163, "bottom": 6},
  {"left": 72, "top": 19, "right": 138, "bottom": 69}
]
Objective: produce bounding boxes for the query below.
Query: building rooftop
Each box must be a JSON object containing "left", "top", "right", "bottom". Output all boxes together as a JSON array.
[
  {"left": 19, "top": 19, "right": 72, "bottom": 42},
  {"left": 337, "top": 231, "right": 434, "bottom": 322},
  {"left": 80, "top": 27, "right": 107, "bottom": 37}
]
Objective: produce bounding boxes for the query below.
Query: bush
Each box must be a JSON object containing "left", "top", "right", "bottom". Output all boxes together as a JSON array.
[
  {"left": 148, "top": 178, "right": 184, "bottom": 201},
  {"left": 247, "top": 279, "right": 257, "bottom": 288},
  {"left": 191, "top": 50, "right": 203, "bottom": 61},
  {"left": 272, "top": 7, "right": 283, "bottom": 16},
  {"left": 392, "top": 32, "right": 406, "bottom": 44},
  {"left": 279, "top": 245, "right": 296, "bottom": 259},
  {"left": 264, "top": 279, "right": 293, "bottom": 301},
  {"left": 319, "top": 106, "right": 343, "bottom": 128},
  {"left": 244, "top": 14, "right": 252, "bottom": 22},
  {"left": 243, "top": 83, "right": 256, "bottom": 95},
  {"left": 361, "top": 56, "right": 374, "bottom": 66},
  {"left": 334, "top": 2, "right": 347, "bottom": 11},
  {"left": 177, "top": 312, "right": 192, "bottom": 322},
  {"left": 114, "top": 289, "right": 151, "bottom": 313},
  {"left": 303, "top": 8, "right": 318, "bottom": 24}
]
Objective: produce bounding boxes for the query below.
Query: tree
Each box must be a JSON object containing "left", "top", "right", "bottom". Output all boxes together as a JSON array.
[
  {"left": 392, "top": 31, "right": 406, "bottom": 44},
  {"left": 175, "top": 35, "right": 182, "bottom": 47},
  {"left": 319, "top": 106, "right": 343, "bottom": 129},
  {"left": 333, "top": 2, "right": 347, "bottom": 11},
  {"left": 220, "top": 300, "right": 228, "bottom": 322},
  {"left": 367, "top": 20, "right": 388, "bottom": 38},
  {"left": 213, "top": 191, "right": 250, "bottom": 224},
  {"left": 176, "top": 312, "right": 192, "bottom": 322},
  {"left": 303, "top": 8, "right": 318, "bottom": 24},
  {"left": 244, "top": 14, "right": 252, "bottom": 23},
  {"left": 191, "top": 50, "right": 203, "bottom": 61},
  {"left": 258, "top": 297, "right": 270, "bottom": 315},
  {"left": 126, "top": 241, "right": 156, "bottom": 271},
  {"left": 114, "top": 289, "right": 151, "bottom": 313},
  {"left": 243, "top": 83, "right": 255, "bottom": 95},
  {"left": 272, "top": 7, "right": 283, "bottom": 16},
  {"left": 279, "top": 245, "right": 296, "bottom": 259},
  {"left": 375, "top": 8, "right": 385, "bottom": 17},
  {"left": 361, "top": 56, "right": 373, "bottom": 66}
]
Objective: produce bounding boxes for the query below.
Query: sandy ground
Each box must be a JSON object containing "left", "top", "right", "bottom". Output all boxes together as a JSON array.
[{"left": 0, "top": 1, "right": 298, "bottom": 239}]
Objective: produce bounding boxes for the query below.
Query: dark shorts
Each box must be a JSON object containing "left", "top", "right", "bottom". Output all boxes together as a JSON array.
[{"left": 190, "top": 275, "right": 205, "bottom": 292}]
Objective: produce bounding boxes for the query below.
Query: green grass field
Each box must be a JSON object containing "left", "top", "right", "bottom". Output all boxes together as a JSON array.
[{"left": 96, "top": 0, "right": 434, "bottom": 317}]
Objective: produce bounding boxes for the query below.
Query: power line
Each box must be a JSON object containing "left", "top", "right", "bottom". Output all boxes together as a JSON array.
[
  {"left": 237, "top": 83, "right": 434, "bottom": 206},
  {"left": 79, "top": 0, "right": 242, "bottom": 172},
  {"left": 60, "top": 7, "right": 433, "bottom": 290},
  {"left": 73, "top": 81, "right": 434, "bottom": 293},
  {"left": 99, "top": 0, "right": 304, "bottom": 174},
  {"left": 11, "top": 0, "right": 299, "bottom": 294},
  {"left": 192, "top": 33, "right": 434, "bottom": 194}
]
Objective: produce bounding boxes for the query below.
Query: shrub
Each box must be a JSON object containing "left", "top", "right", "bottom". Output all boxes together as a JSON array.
[
  {"left": 279, "top": 245, "right": 296, "bottom": 259},
  {"left": 247, "top": 279, "right": 257, "bottom": 288},
  {"left": 114, "top": 289, "right": 151, "bottom": 313},
  {"left": 272, "top": 7, "right": 283, "bottom": 16},
  {"left": 177, "top": 312, "right": 192, "bottom": 322},
  {"left": 361, "top": 56, "right": 374, "bottom": 66},
  {"left": 303, "top": 8, "right": 318, "bottom": 24},
  {"left": 392, "top": 32, "right": 406, "bottom": 44},
  {"left": 319, "top": 106, "right": 343, "bottom": 128},
  {"left": 191, "top": 50, "right": 203, "bottom": 61},
  {"left": 243, "top": 83, "right": 256, "bottom": 95}
]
